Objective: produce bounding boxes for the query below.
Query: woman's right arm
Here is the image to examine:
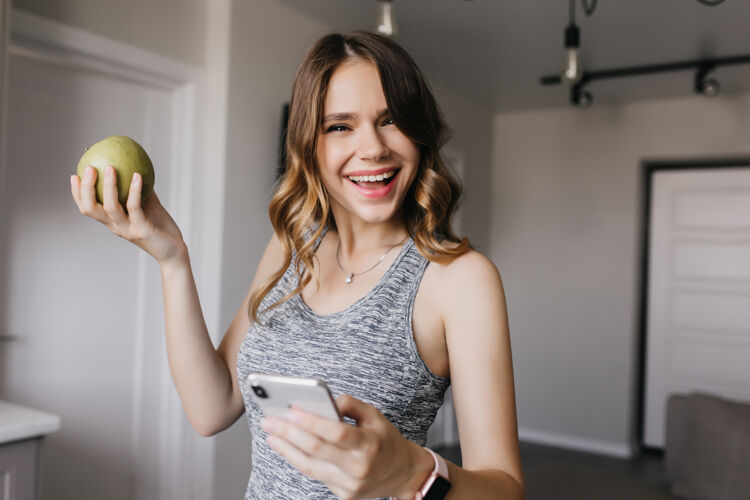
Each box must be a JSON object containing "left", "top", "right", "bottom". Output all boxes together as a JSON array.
[
  {"left": 71, "top": 164, "right": 285, "bottom": 436},
  {"left": 160, "top": 232, "right": 285, "bottom": 436}
]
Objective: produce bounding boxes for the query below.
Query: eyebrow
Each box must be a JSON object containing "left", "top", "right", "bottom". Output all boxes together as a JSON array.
[{"left": 321, "top": 108, "right": 390, "bottom": 123}]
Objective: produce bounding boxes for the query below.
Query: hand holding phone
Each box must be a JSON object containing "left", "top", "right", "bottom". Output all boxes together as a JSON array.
[{"left": 245, "top": 373, "right": 342, "bottom": 421}]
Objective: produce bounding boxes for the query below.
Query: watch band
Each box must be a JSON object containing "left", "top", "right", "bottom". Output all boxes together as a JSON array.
[
  {"left": 390, "top": 447, "right": 451, "bottom": 500},
  {"left": 417, "top": 448, "right": 451, "bottom": 500}
]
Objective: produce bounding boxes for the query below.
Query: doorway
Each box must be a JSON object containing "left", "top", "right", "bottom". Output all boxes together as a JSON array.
[{"left": 639, "top": 160, "right": 750, "bottom": 448}]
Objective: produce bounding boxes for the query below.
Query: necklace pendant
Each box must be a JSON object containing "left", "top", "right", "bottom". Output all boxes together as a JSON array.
[{"left": 345, "top": 273, "right": 353, "bottom": 284}]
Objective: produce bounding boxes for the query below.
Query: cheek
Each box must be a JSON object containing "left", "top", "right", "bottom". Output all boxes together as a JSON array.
[
  {"left": 316, "top": 143, "right": 335, "bottom": 180},
  {"left": 390, "top": 133, "right": 420, "bottom": 165},
  {"left": 317, "top": 138, "right": 349, "bottom": 173}
]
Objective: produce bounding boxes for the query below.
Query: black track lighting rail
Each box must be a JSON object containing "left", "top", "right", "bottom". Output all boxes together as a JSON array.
[
  {"left": 540, "top": 54, "right": 750, "bottom": 85},
  {"left": 540, "top": 53, "right": 750, "bottom": 107}
]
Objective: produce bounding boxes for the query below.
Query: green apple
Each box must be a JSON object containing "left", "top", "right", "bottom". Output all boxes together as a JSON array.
[{"left": 76, "top": 135, "right": 155, "bottom": 208}]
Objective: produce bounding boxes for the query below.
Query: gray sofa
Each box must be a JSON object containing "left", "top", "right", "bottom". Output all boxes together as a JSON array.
[{"left": 665, "top": 392, "right": 750, "bottom": 500}]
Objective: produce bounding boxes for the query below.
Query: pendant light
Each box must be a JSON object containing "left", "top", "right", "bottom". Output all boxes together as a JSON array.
[
  {"left": 376, "top": 0, "right": 397, "bottom": 38},
  {"left": 540, "top": 0, "right": 748, "bottom": 107},
  {"left": 561, "top": 0, "right": 583, "bottom": 84}
]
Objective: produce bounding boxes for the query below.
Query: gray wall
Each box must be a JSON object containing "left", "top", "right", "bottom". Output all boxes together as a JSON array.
[
  {"left": 490, "top": 93, "right": 750, "bottom": 451},
  {"left": 434, "top": 87, "right": 493, "bottom": 252},
  {"left": 12, "top": 0, "right": 207, "bottom": 66}
]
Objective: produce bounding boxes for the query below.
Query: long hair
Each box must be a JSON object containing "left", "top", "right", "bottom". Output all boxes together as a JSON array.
[{"left": 249, "top": 31, "right": 470, "bottom": 324}]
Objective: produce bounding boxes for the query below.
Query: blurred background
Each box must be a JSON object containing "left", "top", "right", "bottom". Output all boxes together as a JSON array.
[{"left": 1, "top": 1, "right": 749, "bottom": 499}]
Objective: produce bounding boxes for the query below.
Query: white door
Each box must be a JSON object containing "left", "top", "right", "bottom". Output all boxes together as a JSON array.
[
  {"left": 0, "top": 11, "right": 206, "bottom": 500},
  {"left": 643, "top": 166, "right": 750, "bottom": 447}
]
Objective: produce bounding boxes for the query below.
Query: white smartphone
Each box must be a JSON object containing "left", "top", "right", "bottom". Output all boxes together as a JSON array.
[{"left": 245, "top": 373, "right": 342, "bottom": 421}]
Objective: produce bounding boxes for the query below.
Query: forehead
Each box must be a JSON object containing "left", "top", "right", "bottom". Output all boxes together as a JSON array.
[{"left": 323, "top": 59, "right": 386, "bottom": 113}]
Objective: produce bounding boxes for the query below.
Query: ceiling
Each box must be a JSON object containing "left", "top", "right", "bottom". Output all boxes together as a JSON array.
[{"left": 275, "top": 0, "right": 750, "bottom": 112}]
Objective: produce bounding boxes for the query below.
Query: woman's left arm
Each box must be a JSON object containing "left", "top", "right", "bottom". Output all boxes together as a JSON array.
[
  {"left": 437, "top": 250, "right": 525, "bottom": 498},
  {"left": 261, "top": 251, "right": 524, "bottom": 499}
]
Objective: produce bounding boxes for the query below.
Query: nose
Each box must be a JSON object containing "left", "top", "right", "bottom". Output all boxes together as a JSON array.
[{"left": 356, "top": 125, "right": 389, "bottom": 162}]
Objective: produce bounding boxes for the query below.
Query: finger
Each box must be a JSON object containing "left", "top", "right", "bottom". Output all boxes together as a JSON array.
[
  {"left": 266, "top": 434, "right": 344, "bottom": 487},
  {"left": 76, "top": 167, "right": 107, "bottom": 223},
  {"left": 288, "top": 407, "right": 363, "bottom": 448},
  {"left": 263, "top": 417, "right": 346, "bottom": 463},
  {"left": 335, "top": 394, "right": 379, "bottom": 428},
  {"left": 70, "top": 174, "right": 82, "bottom": 208},
  {"left": 125, "top": 172, "right": 145, "bottom": 220},
  {"left": 102, "top": 165, "right": 127, "bottom": 224}
]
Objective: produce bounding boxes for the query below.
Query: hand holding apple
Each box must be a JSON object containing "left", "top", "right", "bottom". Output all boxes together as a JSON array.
[
  {"left": 71, "top": 135, "right": 187, "bottom": 268},
  {"left": 76, "top": 135, "right": 155, "bottom": 208}
]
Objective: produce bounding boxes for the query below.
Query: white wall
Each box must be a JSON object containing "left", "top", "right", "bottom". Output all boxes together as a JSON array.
[
  {"left": 490, "top": 92, "right": 750, "bottom": 454},
  {"left": 11, "top": 0, "right": 207, "bottom": 66}
]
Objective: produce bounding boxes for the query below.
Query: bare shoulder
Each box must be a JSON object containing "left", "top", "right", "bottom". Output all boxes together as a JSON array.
[
  {"left": 428, "top": 245, "right": 504, "bottom": 302},
  {"left": 417, "top": 243, "right": 506, "bottom": 339},
  {"left": 248, "top": 231, "right": 288, "bottom": 292}
]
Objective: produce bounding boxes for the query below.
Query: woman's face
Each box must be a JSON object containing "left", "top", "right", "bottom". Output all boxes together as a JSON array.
[{"left": 316, "top": 59, "right": 420, "bottom": 226}]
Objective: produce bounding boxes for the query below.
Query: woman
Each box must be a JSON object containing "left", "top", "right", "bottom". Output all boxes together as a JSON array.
[{"left": 71, "top": 31, "right": 524, "bottom": 500}]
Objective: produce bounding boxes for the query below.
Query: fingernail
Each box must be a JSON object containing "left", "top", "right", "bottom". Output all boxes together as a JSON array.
[
  {"left": 86, "top": 166, "right": 93, "bottom": 177},
  {"left": 133, "top": 173, "right": 141, "bottom": 183},
  {"left": 70, "top": 175, "right": 76, "bottom": 186},
  {"left": 106, "top": 166, "right": 114, "bottom": 178}
]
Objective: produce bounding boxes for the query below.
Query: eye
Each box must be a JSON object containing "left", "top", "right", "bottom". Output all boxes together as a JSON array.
[
  {"left": 325, "top": 124, "right": 350, "bottom": 133},
  {"left": 381, "top": 117, "right": 394, "bottom": 126}
]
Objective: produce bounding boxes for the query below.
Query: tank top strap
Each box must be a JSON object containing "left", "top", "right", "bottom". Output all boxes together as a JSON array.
[
  {"left": 377, "top": 237, "right": 430, "bottom": 309},
  {"left": 394, "top": 237, "right": 429, "bottom": 286}
]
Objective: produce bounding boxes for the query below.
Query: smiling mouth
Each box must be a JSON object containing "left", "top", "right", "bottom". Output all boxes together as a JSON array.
[{"left": 346, "top": 168, "right": 399, "bottom": 189}]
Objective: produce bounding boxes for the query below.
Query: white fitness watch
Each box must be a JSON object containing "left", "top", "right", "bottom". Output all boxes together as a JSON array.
[
  {"left": 416, "top": 448, "right": 451, "bottom": 500},
  {"left": 391, "top": 447, "right": 452, "bottom": 500}
]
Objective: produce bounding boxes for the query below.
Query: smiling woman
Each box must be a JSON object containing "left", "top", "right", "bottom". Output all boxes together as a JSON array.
[
  {"left": 231, "top": 31, "right": 524, "bottom": 500},
  {"left": 316, "top": 60, "right": 420, "bottom": 223},
  {"left": 253, "top": 32, "right": 469, "bottom": 322},
  {"left": 72, "top": 29, "right": 524, "bottom": 500}
]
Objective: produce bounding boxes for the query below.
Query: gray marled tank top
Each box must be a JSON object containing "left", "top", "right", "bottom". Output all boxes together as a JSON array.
[{"left": 236, "top": 228, "right": 450, "bottom": 499}]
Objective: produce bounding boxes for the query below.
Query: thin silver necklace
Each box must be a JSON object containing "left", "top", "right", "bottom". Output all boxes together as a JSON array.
[{"left": 336, "top": 236, "right": 408, "bottom": 284}]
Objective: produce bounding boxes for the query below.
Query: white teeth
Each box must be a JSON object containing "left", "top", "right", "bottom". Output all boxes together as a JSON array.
[{"left": 347, "top": 170, "right": 396, "bottom": 182}]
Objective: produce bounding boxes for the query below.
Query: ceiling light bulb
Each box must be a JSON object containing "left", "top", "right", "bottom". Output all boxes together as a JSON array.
[
  {"left": 561, "top": 24, "right": 583, "bottom": 84},
  {"left": 576, "top": 89, "right": 593, "bottom": 108},
  {"left": 694, "top": 66, "right": 721, "bottom": 98},
  {"left": 700, "top": 78, "right": 720, "bottom": 97},
  {"left": 377, "top": 0, "right": 397, "bottom": 37}
]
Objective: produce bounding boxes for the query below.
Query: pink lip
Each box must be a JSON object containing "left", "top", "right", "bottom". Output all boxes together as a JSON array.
[
  {"left": 347, "top": 169, "right": 400, "bottom": 199},
  {"left": 344, "top": 166, "right": 399, "bottom": 177}
]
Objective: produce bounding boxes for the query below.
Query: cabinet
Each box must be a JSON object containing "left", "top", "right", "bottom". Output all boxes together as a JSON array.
[
  {"left": 0, "top": 402, "right": 60, "bottom": 500},
  {"left": 0, "top": 438, "right": 42, "bottom": 500}
]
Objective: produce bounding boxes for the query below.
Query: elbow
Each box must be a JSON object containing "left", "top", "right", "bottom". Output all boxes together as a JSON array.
[
  {"left": 195, "top": 425, "right": 221, "bottom": 437},
  {"left": 191, "top": 417, "right": 227, "bottom": 437},
  {"left": 185, "top": 397, "right": 243, "bottom": 437},
  {"left": 510, "top": 475, "right": 526, "bottom": 500}
]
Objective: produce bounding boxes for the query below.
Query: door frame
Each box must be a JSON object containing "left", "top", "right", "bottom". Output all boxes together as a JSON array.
[
  {"left": 636, "top": 157, "right": 750, "bottom": 451},
  {"left": 0, "top": 0, "right": 10, "bottom": 200},
  {"left": 0, "top": 5, "right": 230, "bottom": 499}
]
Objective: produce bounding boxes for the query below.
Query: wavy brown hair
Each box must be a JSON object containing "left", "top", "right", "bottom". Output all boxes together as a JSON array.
[{"left": 249, "top": 31, "right": 470, "bottom": 323}]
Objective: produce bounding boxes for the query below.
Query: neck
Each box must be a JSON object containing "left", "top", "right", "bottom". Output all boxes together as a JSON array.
[{"left": 330, "top": 208, "right": 408, "bottom": 259}]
